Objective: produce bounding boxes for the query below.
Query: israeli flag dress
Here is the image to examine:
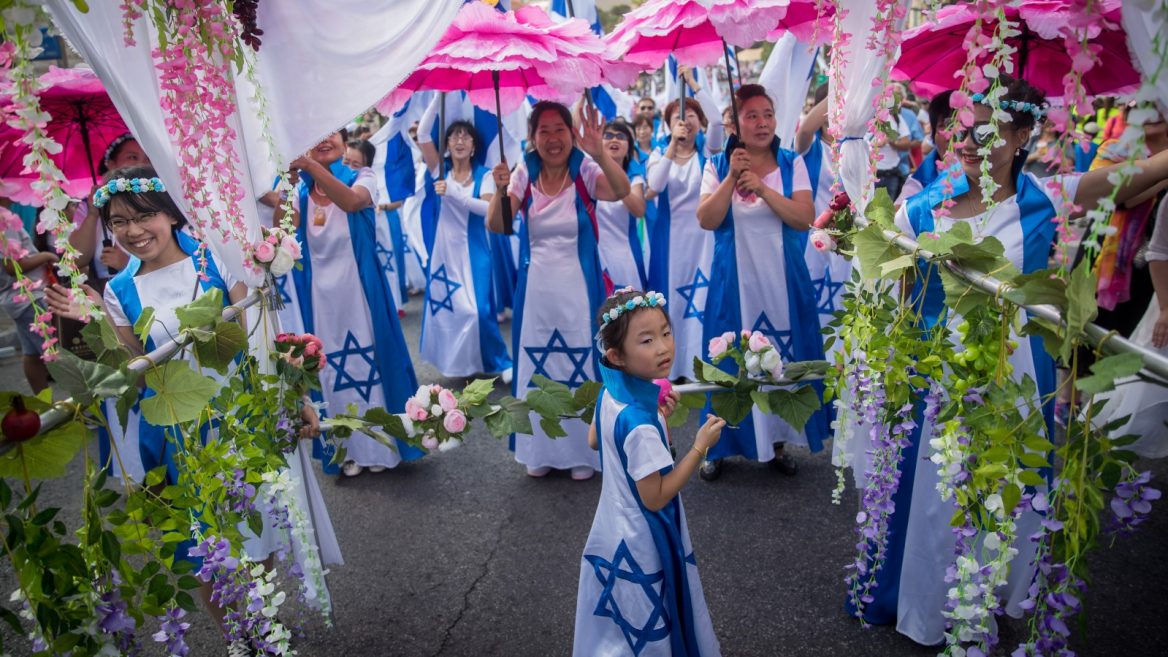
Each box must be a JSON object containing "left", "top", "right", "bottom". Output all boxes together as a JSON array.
[
  {"left": 256, "top": 197, "right": 305, "bottom": 337},
  {"left": 699, "top": 140, "right": 831, "bottom": 460},
  {"left": 801, "top": 134, "right": 852, "bottom": 336},
  {"left": 419, "top": 162, "right": 512, "bottom": 377},
  {"left": 292, "top": 161, "right": 424, "bottom": 472},
  {"left": 849, "top": 167, "right": 1081, "bottom": 645},
  {"left": 596, "top": 160, "right": 649, "bottom": 290},
  {"left": 574, "top": 363, "right": 720, "bottom": 657},
  {"left": 510, "top": 148, "right": 606, "bottom": 471},
  {"left": 646, "top": 141, "right": 715, "bottom": 381}
]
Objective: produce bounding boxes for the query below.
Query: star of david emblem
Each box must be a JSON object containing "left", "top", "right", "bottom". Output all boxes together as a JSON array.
[
  {"left": 325, "top": 332, "right": 381, "bottom": 402},
  {"left": 585, "top": 540, "right": 669, "bottom": 656},
  {"left": 274, "top": 274, "right": 293, "bottom": 305},
  {"left": 811, "top": 269, "right": 845, "bottom": 315},
  {"left": 676, "top": 268, "right": 709, "bottom": 321},
  {"left": 427, "top": 264, "right": 462, "bottom": 315},
  {"left": 524, "top": 329, "right": 592, "bottom": 388},
  {"left": 752, "top": 312, "right": 794, "bottom": 359},
  {"left": 375, "top": 240, "right": 396, "bottom": 278}
]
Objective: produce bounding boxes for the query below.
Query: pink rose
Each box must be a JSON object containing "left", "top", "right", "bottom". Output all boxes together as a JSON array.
[
  {"left": 740, "top": 329, "right": 752, "bottom": 341},
  {"left": 255, "top": 241, "right": 276, "bottom": 264},
  {"left": 405, "top": 398, "right": 429, "bottom": 422},
  {"left": 812, "top": 208, "right": 834, "bottom": 230},
  {"left": 721, "top": 331, "right": 735, "bottom": 344},
  {"left": 422, "top": 434, "right": 440, "bottom": 451},
  {"left": 304, "top": 342, "right": 319, "bottom": 357},
  {"left": 281, "top": 236, "right": 302, "bottom": 260},
  {"left": 708, "top": 336, "right": 728, "bottom": 358},
  {"left": 810, "top": 229, "right": 836, "bottom": 254},
  {"left": 266, "top": 234, "right": 279, "bottom": 245},
  {"left": 438, "top": 388, "right": 458, "bottom": 412},
  {"left": 653, "top": 378, "right": 673, "bottom": 407},
  {"left": 443, "top": 409, "right": 467, "bottom": 433},
  {"left": 748, "top": 332, "right": 770, "bottom": 353},
  {"left": 275, "top": 332, "right": 290, "bottom": 343}
]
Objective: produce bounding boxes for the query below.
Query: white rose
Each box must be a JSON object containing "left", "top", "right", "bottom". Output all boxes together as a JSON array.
[
  {"left": 438, "top": 438, "right": 462, "bottom": 452},
  {"left": 430, "top": 404, "right": 444, "bottom": 417},
  {"left": 400, "top": 415, "right": 416, "bottom": 437},
  {"left": 269, "top": 248, "right": 295, "bottom": 276},
  {"left": 744, "top": 351, "right": 762, "bottom": 375},
  {"left": 760, "top": 348, "right": 780, "bottom": 375}
]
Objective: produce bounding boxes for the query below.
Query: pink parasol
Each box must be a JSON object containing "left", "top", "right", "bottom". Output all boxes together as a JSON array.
[
  {"left": 765, "top": 0, "right": 836, "bottom": 45},
  {"left": 893, "top": 0, "right": 1140, "bottom": 102},
  {"left": 0, "top": 66, "right": 130, "bottom": 205},
  {"left": 708, "top": 0, "right": 792, "bottom": 50}
]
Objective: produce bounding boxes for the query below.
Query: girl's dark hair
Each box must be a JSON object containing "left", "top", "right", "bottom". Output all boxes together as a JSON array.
[
  {"left": 927, "top": 91, "right": 954, "bottom": 140},
  {"left": 998, "top": 75, "right": 1047, "bottom": 131},
  {"left": 98, "top": 133, "right": 137, "bottom": 176},
  {"left": 528, "top": 101, "right": 575, "bottom": 147},
  {"left": 345, "top": 138, "right": 376, "bottom": 168},
  {"left": 735, "top": 83, "right": 773, "bottom": 109},
  {"left": 662, "top": 97, "right": 707, "bottom": 128},
  {"left": 98, "top": 165, "right": 188, "bottom": 233},
  {"left": 443, "top": 120, "right": 484, "bottom": 161},
  {"left": 603, "top": 120, "right": 636, "bottom": 171},
  {"left": 595, "top": 288, "right": 671, "bottom": 356}
]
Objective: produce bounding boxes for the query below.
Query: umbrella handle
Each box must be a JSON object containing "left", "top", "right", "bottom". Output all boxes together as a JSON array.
[
  {"left": 101, "top": 238, "right": 119, "bottom": 275},
  {"left": 491, "top": 71, "right": 514, "bottom": 236}
]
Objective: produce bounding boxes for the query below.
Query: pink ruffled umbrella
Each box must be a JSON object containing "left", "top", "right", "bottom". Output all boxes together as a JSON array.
[
  {"left": 893, "top": 0, "right": 1140, "bottom": 101},
  {"left": 765, "top": 0, "right": 836, "bottom": 45},
  {"left": 0, "top": 66, "right": 130, "bottom": 205},
  {"left": 377, "top": 1, "right": 632, "bottom": 233}
]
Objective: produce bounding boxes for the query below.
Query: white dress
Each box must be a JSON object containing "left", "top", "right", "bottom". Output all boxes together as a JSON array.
[
  {"left": 647, "top": 151, "right": 714, "bottom": 380},
  {"left": 574, "top": 364, "right": 720, "bottom": 656},
  {"left": 510, "top": 155, "right": 604, "bottom": 471},
  {"left": 296, "top": 168, "right": 409, "bottom": 469},
  {"left": 596, "top": 176, "right": 648, "bottom": 290}
]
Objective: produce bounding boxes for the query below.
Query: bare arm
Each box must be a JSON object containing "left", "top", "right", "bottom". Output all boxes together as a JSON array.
[
  {"left": 4, "top": 251, "right": 57, "bottom": 276},
  {"left": 1075, "top": 149, "right": 1168, "bottom": 218},
  {"left": 486, "top": 162, "right": 521, "bottom": 234},
  {"left": 69, "top": 198, "right": 100, "bottom": 268},
  {"left": 759, "top": 188, "right": 816, "bottom": 230},
  {"left": 294, "top": 158, "right": 373, "bottom": 214},
  {"left": 795, "top": 98, "right": 828, "bottom": 155},
  {"left": 621, "top": 182, "right": 647, "bottom": 217},
  {"left": 634, "top": 415, "right": 724, "bottom": 512}
]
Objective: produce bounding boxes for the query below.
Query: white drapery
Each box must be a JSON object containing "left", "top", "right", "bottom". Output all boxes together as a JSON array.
[
  {"left": 758, "top": 31, "right": 818, "bottom": 149},
  {"left": 43, "top": 0, "right": 460, "bottom": 284},
  {"left": 1122, "top": 0, "right": 1168, "bottom": 113}
]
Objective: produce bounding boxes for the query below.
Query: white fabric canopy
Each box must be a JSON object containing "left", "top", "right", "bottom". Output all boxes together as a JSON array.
[
  {"left": 44, "top": 0, "right": 460, "bottom": 284},
  {"left": 1122, "top": 0, "right": 1168, "bottom": 113},
  {"left": 758, "top": 32, "right": 818, "bottom": 149}
]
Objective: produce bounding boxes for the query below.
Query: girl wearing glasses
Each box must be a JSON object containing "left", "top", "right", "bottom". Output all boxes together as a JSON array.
[
  {"left": 596, "top": 120, "right": 649, "bottom": 291},
  {"left": 856, "top": 75, "right": 1168, "bottom": 645},
  {"left": 415, "top": 105, "right": 513, "bottom": 382}
]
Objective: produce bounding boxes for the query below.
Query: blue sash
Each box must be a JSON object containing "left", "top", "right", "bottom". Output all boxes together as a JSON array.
[
  {"left": 910, "top": 149, "right": 940, "bottom": 188},
  {"left": 293, "top": 160, "right": 423, "bottom": 472}
]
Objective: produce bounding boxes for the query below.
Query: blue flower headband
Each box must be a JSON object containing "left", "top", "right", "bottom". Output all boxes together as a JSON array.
[
  {"left": 971, "top": 92, "right": 1045, "bottom": 121},
  {"left": 93, "top": 177, "right": 167, "bottom": 208},
  {"left": 600, "top": 290, "right": 667, "bottom": 326}
]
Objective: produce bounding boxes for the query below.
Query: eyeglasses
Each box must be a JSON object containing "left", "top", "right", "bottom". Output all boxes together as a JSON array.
[
  {"left": 106, "top": 211, "right": 159, "bottom": 232},
  {"left": 602, "top": 132, "right": 630, "bottom": 142},
  {"left": 954, "top": 123, "right": 999, "bottom": 148},
  {"left": 447, "top": 133, "right": 475, "bottom": 143},
  {"left": 638, "top": 105, "right": 655, "bottom": 112}
]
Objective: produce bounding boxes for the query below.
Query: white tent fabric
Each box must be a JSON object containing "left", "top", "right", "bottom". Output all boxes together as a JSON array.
[
  {"left": 43, "top": 0, "right": 460, "bottom": 284},
  {"left": 1122, "top": 0, "right": 1168, "bottom": 113},
  {"left": 758, "top": 32, "right": 818, "bottom": 149}
]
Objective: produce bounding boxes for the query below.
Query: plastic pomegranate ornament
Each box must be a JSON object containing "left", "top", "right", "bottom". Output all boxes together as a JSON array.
[{"left": 2, "top": 396, "right": 41, "bottom": 443}]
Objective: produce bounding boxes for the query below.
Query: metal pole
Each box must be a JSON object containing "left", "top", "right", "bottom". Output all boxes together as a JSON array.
[
  {"left": 853, "top": 214, "right": 1168, "bottom": 381},
  {"left": 438, "top": 92, "right": 447, "bottom": 180}
]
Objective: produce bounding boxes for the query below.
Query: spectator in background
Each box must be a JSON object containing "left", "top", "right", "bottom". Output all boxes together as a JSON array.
[
  {"left": 722, "top": 105, "right": 736, "bottom": 140},
  {"left": 1025, "top": 121, "right": 1073, "bottom": 177},
  {"left": 1074, "top": 122, "right": 1101, "bottom": 173},
  {"left": 895, "top": 84, "right": 924, "bottom": 176},
  {"left": 1, "top": 203, "right": 53, "bottom": 392}
]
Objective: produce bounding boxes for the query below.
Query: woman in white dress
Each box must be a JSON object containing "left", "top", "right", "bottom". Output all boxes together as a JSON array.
[
  {"left": 645, "top": 66, "right": 724, "bottom": 381},
  {"left": 856, "top": 76, "right": 1168, "bottom": 645},
  {"left": 487, "top": 101, "right": 631, "bottom": 481},
  {"left": 416, "top": 116, "right": 513, "bottom": 379},
  {"left": 595, "top": 120, "right": 649, "bottom": 291},
  {"left": 696, "top": 85, "right": 830, "bottom": 481},
  {"left": 280, "top": 131, "right": 423, "bottom": 478}
]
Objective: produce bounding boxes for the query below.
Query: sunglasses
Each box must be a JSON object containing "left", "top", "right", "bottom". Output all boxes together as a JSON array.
[
  {"left": 954, "top": 123, "right": 999, "bottom": 148},
  {"left": 603, "top": 131, "right": 630, "bottom": 142}
]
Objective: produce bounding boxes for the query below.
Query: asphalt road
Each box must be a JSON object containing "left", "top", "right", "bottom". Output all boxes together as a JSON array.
[{"left": 1, "top": 304, "right": 1166, "bottom": 656}]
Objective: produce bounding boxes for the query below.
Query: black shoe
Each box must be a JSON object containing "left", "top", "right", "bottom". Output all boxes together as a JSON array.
[
  {"left": 770, "top": 451, "right": 798, "bottom": 476},
  {"left": 699, "top": 459, "right": 722, "bottom": 481}
]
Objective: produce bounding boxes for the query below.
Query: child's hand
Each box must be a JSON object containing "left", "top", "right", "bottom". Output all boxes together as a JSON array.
[
  {"left": 694, "top": 415, "right": 726, "bottom": 452},
  {"left": 658, "top": 389, "right": 680, "bottom": 419}
]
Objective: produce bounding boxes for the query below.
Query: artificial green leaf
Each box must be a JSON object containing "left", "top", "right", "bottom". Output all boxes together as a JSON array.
[
  {"left": 0, "top": 419, "right": 87, "bottom": 480},
  {"left": 175, "top": 287, "right": 224, "bottom": 331},
  {"left": 667, "top": 405, "right": 693, "bottom": 428},
  {"left": 939, "top": 268, "right": 994, "bottom": 318},
  {"left": 678, "top": 392, "right": 707, "bottom": 409},
  {"left": 140, "top": 361, "right": 220, "bottom": 426},
  {"left": 539, "top": 416, "right": 568, "bottom": 438},
  {"left": 1006, "top": 269, "right": 1066, "bottom": 308},
  {"left": 750, "top": 390, "right": 772, "bottom": 416},
  {"left": 459, "top": 378, "right": 497, "bottom": 408},
  {"left": 1019, "top": 452, "right": 1049, "bottom": 468},
  {"left": 1075, "top": 352, "right": 1143, "bottom": 396},
  {"left": 192, "top": 322, "right": 247, "bottom": 374},
  {"left": 864, "top": 187, "right": 896, "bottom": 229},
  {"left": 526, "top": 375, "right": 575, "bottom": 418},
  {"left": 1062, "top": 261, "right": 1098, "bottom": 362},
  {"left": 45, "top": 349, "right": 130, "bottom": 406},
  {"left": 573, "top": 380, "right": 603, "bottom": 418},
  {"left": 1001, "top": 483, "right": 1022, "bottom": 516},
  {"left": 133, "top": 306, "right": 157, "bottom": 345},
  {"left": 710, "top": 391, "right": 753, "bottom": 426},
  {"left": 363, "top": 407, "right": 408, "bottom": 440},
  {"left": 484, "top": 396, "right": 532, "bottom": 438},
  {"left": 1017, "top": 470, "right": 1046, "bottom": 487},
  {"left": 767, "top": 386, "right": 822, "bottom": 432},
  {"left": 81, "top": 318, "right": 126, "bottom": 367},
  {"left": 115, "top": 379, "right": 139, "bottom": 429},
  {"left": 854, "top": 223, "right": 906, "bottom": 280},
  {"left": 879, "top": 254, "right": 916, "bottom": 278},
  {"left": 695, "top": 359, "right": 737, "bottom": 385},
  {"left": 950, "top": 237, "right": 1012, "bottom": 275},
  {"left": 782, "top": 360, "right": 830, "bottom": 382},
  {"left": 1020, "top": 317, "right": 1064, "bottom": 362}
]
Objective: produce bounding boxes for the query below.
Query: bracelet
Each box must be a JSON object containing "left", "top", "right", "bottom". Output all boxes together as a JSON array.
[{"left": 691, "top": 445, "right": 708, "bottom": 460}]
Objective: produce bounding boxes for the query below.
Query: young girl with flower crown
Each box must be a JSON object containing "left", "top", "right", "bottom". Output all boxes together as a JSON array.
[{"left": 573, "top": 287, "right": 723, "bottom": 656}]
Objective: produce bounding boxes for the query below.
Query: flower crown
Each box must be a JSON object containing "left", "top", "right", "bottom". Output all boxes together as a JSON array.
[
  {"left": 93, "top": 177, "right": 167, "bottom": 208},
  {"left": 971, "top": 92, "right": 1045, "bottom": 121},
  {"left": 600, "top": 289, "right": 667, "bottom": 326}
]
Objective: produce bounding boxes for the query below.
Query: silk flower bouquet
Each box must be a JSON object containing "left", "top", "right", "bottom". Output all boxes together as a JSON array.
[{"left": 252, "top": 226, "right": 301, "bottom": 309}]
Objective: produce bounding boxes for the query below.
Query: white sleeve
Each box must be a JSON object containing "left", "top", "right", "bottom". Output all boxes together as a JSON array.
[
  {"left": 479, "top": 173, "right": 497, "bottom": 197},
  {"left": 897, "top": 116, "right": 911, "bottom": 139},
  {"left": 103, "top": 284, "right": 130, "bottom": 327},
  {"left": 417, "top": 95, "right": 439, "bottom": 145},
  {"left": 629, "top": 173, "right": 645, "bottom": 189},
  {"left": 694, "top": 88, "right": 724, "bottom": 155},
  {"left": 893, "top": 201, "right": 915, "bottom": 237},
  {"left": 646, "top": 152, "right": 672, "bottom": 194},
  {"left": 623, "top": 424, "right": 675, "bottom": 481},
  {"left": 897, "top": 176, "right": 923, "bottom": 204},
  {"left": 790, "top": 156, "right": 812, "bottom": 193},
  {"left": 211, "top": 253, "right": 238, "bottom": 291},
  {"left": 699, "top": 159, "right": 720, "bottom": 196},
  {"left": 509, "top": 163, "right": 529, "bottom": 197},
  {"left": 1147, "top": 197, "right": 1168, "bottom": 262},
  {"left": 581, "top": 158, "right": 602, "bottom": 198},
  {"left": 355, "top": 167, "right": 378, "bottom": 207}
]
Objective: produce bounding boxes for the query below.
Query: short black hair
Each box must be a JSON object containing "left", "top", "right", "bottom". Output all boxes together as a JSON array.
[
  {"left": 345, "top": 139, "right": 376, "bottom": 168},
  {"left": 927, "top": 91, "right": 954, "bottom": 140},
  {"left": 603, "top": 119, "right": 636, "bottom": 171},
  {"left": 595, "top": 288, "right": 671, "bottom": 358},
  {"left": 98, "top": 165, "right": 188, "bottom": 233},
  {"left": 443, "top": 120, "right": 483, "bottom": 161},
  {"left": 528, "top": 101, "right": 575, "bottom": 147}
]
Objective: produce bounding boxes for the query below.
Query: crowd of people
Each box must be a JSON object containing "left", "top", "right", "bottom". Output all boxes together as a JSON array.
[{"left": 5, "top": 59, "right": 1168, "bottom": 655}]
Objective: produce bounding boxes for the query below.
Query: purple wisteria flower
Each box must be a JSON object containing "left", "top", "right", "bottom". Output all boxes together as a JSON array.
[
  {"left": 221, "top": 468, "right": 258, "bottom": 515},
  {"left": 1107, "top": 470, "right": 1160, "bottom": 535},
  {"left": 189, "top": 535, "right": 240, "bottom": 580},
  {"left": 152, "top": 607, "right": 191, "bottom": 657},
  {"left": 96, "top": 585, "right": 140, "bottom": 653}
]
